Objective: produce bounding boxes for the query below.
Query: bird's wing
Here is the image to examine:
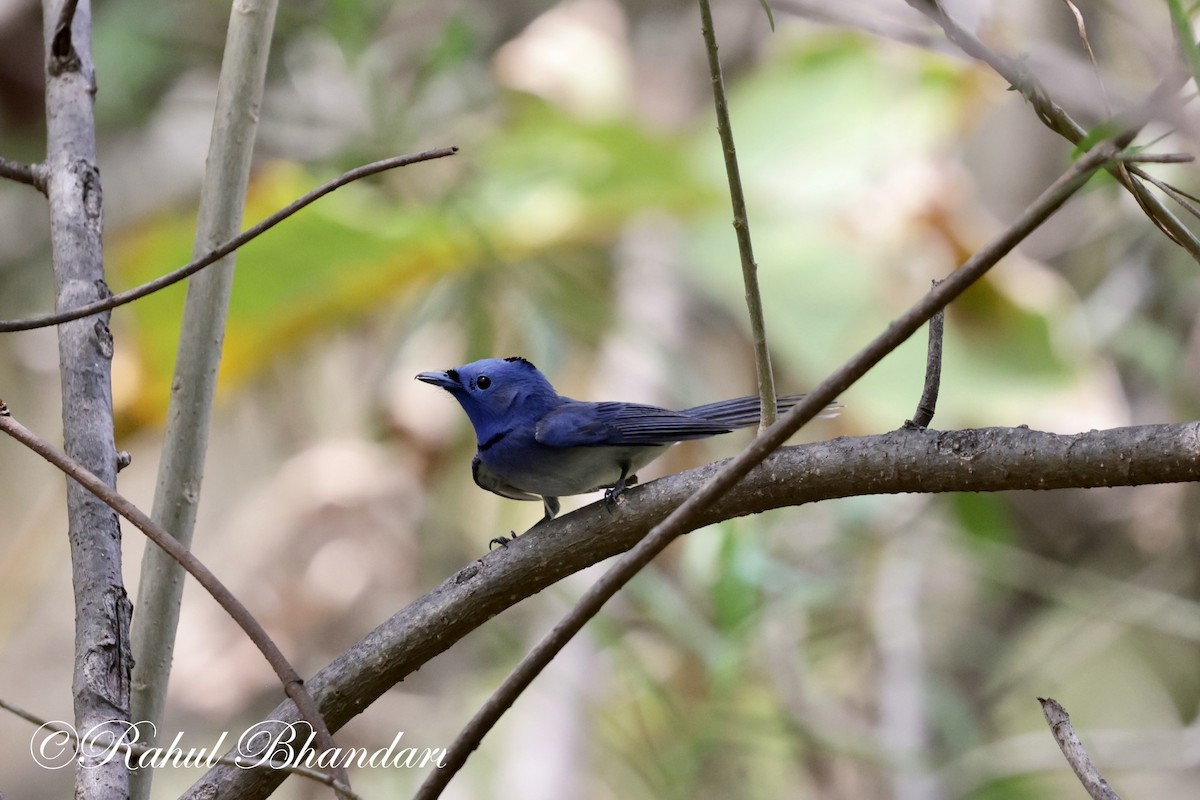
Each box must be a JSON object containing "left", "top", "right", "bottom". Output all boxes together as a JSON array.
[{"left": 535, "top": 401, "right": 733, "bottom": 448}]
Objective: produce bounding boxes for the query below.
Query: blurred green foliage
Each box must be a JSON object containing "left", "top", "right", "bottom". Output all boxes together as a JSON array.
[{"left": 1, "top": 1, "right": 1199, "bottom": 799}]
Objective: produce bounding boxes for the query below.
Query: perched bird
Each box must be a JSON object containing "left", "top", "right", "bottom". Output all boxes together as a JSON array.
[{"left": 417, "top": 356, "right": 831, "bottom": 535}]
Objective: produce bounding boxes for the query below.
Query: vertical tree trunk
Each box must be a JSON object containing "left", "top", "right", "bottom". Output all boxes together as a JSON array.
[
  {"left": 129, "top": 2, "right": 278, "bottom": 797},
  {"left": 43, "top": 0, "right": 132, "bottom": 796}
]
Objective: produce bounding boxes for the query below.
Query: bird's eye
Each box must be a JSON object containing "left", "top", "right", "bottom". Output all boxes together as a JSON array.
[{"left": 476, "top": 375, "right": 492, "bottom": 390}]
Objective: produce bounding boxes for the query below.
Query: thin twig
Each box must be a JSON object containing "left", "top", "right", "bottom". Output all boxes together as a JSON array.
[
  {"left": 0, "top": 147, "right": 458, "bottom": 333},
  {"left": 1039, "top": 698, "right": 1122, "bottom": 800},
  {"left": 698, "top": 0, "right": 778, "bottom": 429},
  {"left": 412, "top": 138, "right": 1133, "bottom": 800},
  {"left": 0, "top": 402, "right": 343, "bottom": 795},
  {"left": 1060, "top": 0, "right": 1110, "bottom": 118},
  {"left": 1124, "top": 152, "right": 1193, "bottom": 164},
  {"left": 0, "top": 156, "right": 45, "bottom": 192},
  {"left": 0, "top": 697, "right": 361, "bottom": 799},
  {"left": 908, "top": 0, "right": 1200, "bottom": 263},
  {"left": 1128, "top": 164, "right": 1200, "bottom": 221},
  {"left": 907, "top": 279, "right": 944, "bottom": 428}
]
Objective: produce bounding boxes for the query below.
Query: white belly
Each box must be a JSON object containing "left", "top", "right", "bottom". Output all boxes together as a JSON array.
[{"left": 484, "top": 443, "right": 669, "bottom": 498}]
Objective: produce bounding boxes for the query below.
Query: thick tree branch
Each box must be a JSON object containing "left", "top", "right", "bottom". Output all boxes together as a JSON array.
[
  {"left": 40, "top": 0, "right": 131, "bottom": 797},
  {"left": 181, "top": 419, "right": 1200, "bottom": 800},
  {"left": 0, "top": 147, "right": 457, "bottom": 333},
  {"left": 413, "top": 136, "right": 1135, "bottom": 799},
  {"left": 187, "top": 136, "right": 1136, "bottom": 799}
]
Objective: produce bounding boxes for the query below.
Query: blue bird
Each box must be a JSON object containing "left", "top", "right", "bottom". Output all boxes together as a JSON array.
[{"left": 417, "top": 357, "right": 830, "bottom": 536}]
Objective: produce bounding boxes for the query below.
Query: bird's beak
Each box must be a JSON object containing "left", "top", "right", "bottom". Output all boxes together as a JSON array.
[{"left": 415, "top": 370, "right": 460, "bottom": 390}]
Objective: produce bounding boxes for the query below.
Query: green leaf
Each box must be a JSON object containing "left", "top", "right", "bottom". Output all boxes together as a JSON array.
[
  {"left": 952, "top": 494, "right": 1015, "bottom": 546},
  {"left": 1071, "top": 120, "right": 1123, "bottom": 158},
  {"left": 1167, "top": 0, "right": 1200, "bottom": 89},
  {"left": 111, "top": 162, "right": 462, "bottom": 428},
  {"left": 709, "top": 526, "right": 762, "bottom": 634},
  {"left": 756, "top": 0, "right": 776, "bottom": 32}
]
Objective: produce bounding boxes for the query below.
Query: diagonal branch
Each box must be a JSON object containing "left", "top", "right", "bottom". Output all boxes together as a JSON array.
[
  {"left": 1040, "top": 698, "right": 1123, "bottom": 800},
  {"left": 410, "top": 135, "right": 1135, "bottom": 800},
  {"left": 906, "top": 0, "right": 1200, "bottom": 263},
  {"left": 182, "top": 417, "right": 1200, "bottom": 800},
  {"left": 0, "top": 147, "right": 457, "bottom": 334},
  {"left": 175, "top": 137, "right": 1134, "bottom": 800},
  {"left": 0, "top": 403, "right": 345, "bottom": 794}
]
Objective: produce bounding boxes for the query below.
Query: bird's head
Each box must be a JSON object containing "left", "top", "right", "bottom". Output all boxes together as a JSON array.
[{"left": 416, "top": 356, "right": 557, "bottom": 439}]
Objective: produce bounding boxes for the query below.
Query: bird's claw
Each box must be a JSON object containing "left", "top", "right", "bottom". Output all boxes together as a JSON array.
[
  {"left": 489, "top": 531, "right": 517, "bottom": 549},
  {"left": 604, "top": 470, "right": 637, "bottom": 514}
]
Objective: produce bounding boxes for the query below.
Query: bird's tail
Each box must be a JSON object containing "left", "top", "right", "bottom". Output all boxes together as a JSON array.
[{"left": 681, "top": 393, "right": 840, "bottom": 427}]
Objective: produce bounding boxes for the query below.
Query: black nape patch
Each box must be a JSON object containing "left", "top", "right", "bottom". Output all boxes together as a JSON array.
[{"left": 504, "top": 356, "right": 536, "bottom": 370}]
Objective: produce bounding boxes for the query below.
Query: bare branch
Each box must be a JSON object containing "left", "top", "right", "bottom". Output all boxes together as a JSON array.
[
  {"left": 0, "top": 402, "right": 344, "bottom": 795},
  {"left": 1060, "top": 0, "right": 1110, "bottom": 118},
  {"left": 907, "top": 279, "right": 944, "bottom": 429},
  {"left": 1039, "top": 698, "right": 1123, "bottom": 800},
  {"left": 182, "top": 417, "right": 1200, "bottom": 800},
  {"left": 411, "top": 138, "right": 1132, "bottom": 799},
  {"left": 698, "top": 0, "right": 778, "bottom": 428},
  {"left": 1124, "top": 153, "right": 1194, "bottom": 164},
  {"left": 130, "top": 1, "right": 326, "bottom": 796},
  {"left": 40, "top": 0, "right": 129, "bottom": 795},
  {"left": 0, "top": 156, "right": 45, "bottom": 192},
  {"left": 907, "top": 0, "right": 1200, "bottom": 263},
  {"left": 1129, "top": 164, "right": 1200, "bottom": 221},
  {"left": 0, "top": 147, "right": 458, "bottom": 333}
]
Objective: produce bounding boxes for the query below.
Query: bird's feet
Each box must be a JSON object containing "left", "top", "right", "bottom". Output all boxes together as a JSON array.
[
  {"left": 490, "top": 494, "right": 563, "bottom": 548},
  {"left": 489, "top": 512, "right": 551, "bottom": 549},
  {"left": 602, "top": 471, "right": 637, "bottom": 513},
  {"left": 489, "top": 531, "right": 517, "bottom": 549}
]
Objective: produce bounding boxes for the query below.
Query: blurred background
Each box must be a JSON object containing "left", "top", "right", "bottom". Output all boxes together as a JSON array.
[{"left": 1, "top": 0, "right": 1199, "bottom": 797}]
